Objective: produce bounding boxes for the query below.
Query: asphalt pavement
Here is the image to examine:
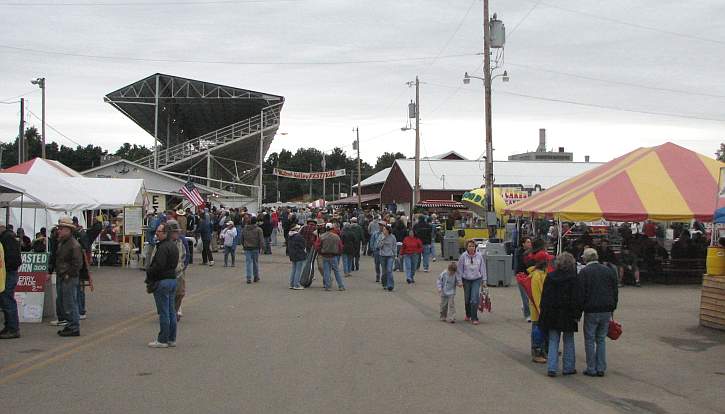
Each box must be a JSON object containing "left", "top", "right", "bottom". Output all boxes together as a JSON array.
[{"left": 1, "top": 246, "right": 724, "bottom": 414}]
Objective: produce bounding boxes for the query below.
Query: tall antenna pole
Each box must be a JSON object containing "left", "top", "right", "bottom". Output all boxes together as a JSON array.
[{"left": 414, "top": 76, "right": 421, "bottom": 210}]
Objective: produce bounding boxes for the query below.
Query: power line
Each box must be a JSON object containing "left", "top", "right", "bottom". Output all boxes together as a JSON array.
[
  {"left": 0, "top": 44, "right": 478, "bottom": 66},
  {"left": 529, "top": 0, "right": 725, "bottom": 46},
  {"left": 26, "top": 110, "right": 84, "bottom": 146},
  {"left": 422, "top": 0, "right": 477, "bottom": 72},
  {"left": 507, "top": 0, "right": 542, "bottom": 37},
  {"left": 0, "top": 89, "right": 37, "bottom": 103},
  {"left": 425, "top": 81, "right": 725, "bottom": 123},
  {"left": 506, "top": 62, "right": 725, "bottom": 100},
  {"left": 0, "top": 0, "right": 296, "bottom": 5}
]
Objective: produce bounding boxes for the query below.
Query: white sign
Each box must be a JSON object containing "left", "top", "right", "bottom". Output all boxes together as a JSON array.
[
  {"left": 149, "top": 193, "right": 166, "bottom": 214},
  {"left": 124, "top": 206, "right": 144, "bottom": 235}
]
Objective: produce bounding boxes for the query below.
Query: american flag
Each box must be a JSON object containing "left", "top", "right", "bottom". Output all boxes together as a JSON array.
[{"left": 180, "top": 180, "right": 205, "bottom": 208}]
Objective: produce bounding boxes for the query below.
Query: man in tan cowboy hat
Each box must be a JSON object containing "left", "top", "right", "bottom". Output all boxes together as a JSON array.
[
  {"left": 55, "top": 216, "right": 84, "bottom": 337},
  {"left": 176, "top": 209, "right": 187, "bottom": 233}
]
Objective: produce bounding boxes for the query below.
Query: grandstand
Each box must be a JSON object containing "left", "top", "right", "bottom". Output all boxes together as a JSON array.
[{"left": 105, "top": 73, "right": 284, "bottom": 207}]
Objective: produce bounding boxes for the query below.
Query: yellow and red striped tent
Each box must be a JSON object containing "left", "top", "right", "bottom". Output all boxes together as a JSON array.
[{"left": 505, "top": 142, "right": 725, "bottom": 222}]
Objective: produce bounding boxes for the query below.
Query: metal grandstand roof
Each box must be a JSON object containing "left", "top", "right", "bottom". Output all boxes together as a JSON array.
[{"left": 104, "top": 73, "right": 284, "bottom": 147}]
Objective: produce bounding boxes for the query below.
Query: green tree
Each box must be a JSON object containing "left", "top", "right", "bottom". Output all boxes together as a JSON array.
[
  {"left": 115, "top": 143, "right": 152, "bottom": 161},
  {"left": 374, "top": 151, "right": 407, "bottom": 172},
  {"left": 1, "top": 126, "right": 106, "bottom": 171},
  {"left": 716, "top": 143, "right": 725, "bottom": 162}
]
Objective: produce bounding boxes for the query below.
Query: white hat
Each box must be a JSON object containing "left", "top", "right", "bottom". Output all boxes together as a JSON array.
[{"left": 325, "top": 223, "right": 333, "bottom": 229}]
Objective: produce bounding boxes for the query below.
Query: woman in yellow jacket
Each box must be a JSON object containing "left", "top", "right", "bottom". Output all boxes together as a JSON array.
[{"left": 527, "top": 249, "right": 552, "bottom": 363}]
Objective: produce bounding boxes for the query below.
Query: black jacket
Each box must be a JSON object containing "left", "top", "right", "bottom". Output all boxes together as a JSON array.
[
  {"left": 341, "top": 230, "right": 357, "bottom": 255},
  {"left": 539, "top": 269, "right": 581, "bottom": 332},
  {"left": 0, "top": 229, "right": 22, "bottom": 271},
  {"left": 413, "top": 221, "right": 432, "bottom": 244},
  {"left": 261, "top": 216, "right": 273, "bottom": 237},
  {"left": 286, "top": 232, "right": 306, "bottom": 262},
  {"left": 146, "top": 239, "right": 179, "bottom": 283},
  {"left": 578, "top": 262, "right": 618, "bottom": 313}
]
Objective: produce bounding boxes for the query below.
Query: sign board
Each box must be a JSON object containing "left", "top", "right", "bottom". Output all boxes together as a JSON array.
[
  {"left": 273, "top": 168, "right": 346, "bottom": 180},
  {"left": 124, "top": 206, "right": 144, "bottom": 235},
  {"left": 149, "top": 193, "right": 166, "bottom": 214},
  {"left": 15, "top": 252, "right": 49, "bottom": 323}
]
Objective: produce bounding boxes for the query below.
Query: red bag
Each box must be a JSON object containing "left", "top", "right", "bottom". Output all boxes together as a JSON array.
[
  {"left": 478, "top": 287, "right": 492, "bottom": 312},
  {"left": 607, "top": 319, "right": 622, "bottom": 340},
  {"left": 515, "top": 272, "right": 538, "bottom": 315}
]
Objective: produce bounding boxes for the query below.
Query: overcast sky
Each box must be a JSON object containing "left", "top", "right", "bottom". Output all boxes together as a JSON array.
[{"left": 1, "top": 0, "right": 724, "bottom": 167}]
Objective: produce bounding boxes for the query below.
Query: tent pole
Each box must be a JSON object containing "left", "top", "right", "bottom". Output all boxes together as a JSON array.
[
  {"left": 557, "top": 217, "right": 563, "bottom": 255},
  {"left": 20, "top": 193, "right": 24, "bottom": 229}
]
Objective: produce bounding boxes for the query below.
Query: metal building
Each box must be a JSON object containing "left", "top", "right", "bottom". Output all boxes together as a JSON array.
[{"left": 105, "top": 73, "right": 284, "bottom": 208}]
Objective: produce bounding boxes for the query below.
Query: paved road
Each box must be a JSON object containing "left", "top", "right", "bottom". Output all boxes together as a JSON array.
[{"left": 1, "top": 247, "right": 724, "bottom": 413}]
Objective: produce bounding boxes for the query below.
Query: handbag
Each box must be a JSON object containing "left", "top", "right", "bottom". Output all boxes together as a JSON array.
[
  {"left": 478, "top": 287, "right": 492, "bottom": 312},
  {"left": 607, "top": 319, "right": 622, "bottom": 340}
]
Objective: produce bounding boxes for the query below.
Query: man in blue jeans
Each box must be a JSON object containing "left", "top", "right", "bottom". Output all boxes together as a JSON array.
[
  {"left": 578, "top": 248, "right": 618, "bottom": 377},
  {"left": 0, "top": 223, "right": 22, "bottom": 339},
  {"left": 241, "top": 216, "right": 265, "bottom": 284},
  {"left": 316, "top": 223, "right": 345, "bottom": 291}
]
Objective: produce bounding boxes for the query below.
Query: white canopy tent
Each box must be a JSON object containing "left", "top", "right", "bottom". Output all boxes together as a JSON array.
[{"left": 0, "top": 173, "right": 145, "bottom": 235}]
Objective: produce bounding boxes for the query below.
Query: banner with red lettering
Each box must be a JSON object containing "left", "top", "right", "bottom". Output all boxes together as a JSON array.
[
  {"left": 15, "top": 252, "right": 49, "bottom": 323},
  {"left": 273, "top": 168, "right": 346, "bottom": 180}
]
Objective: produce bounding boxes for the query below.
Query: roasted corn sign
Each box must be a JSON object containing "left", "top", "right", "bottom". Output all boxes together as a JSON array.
[{"left": 15, "top": 252, "right": 50, "bottom": 323}]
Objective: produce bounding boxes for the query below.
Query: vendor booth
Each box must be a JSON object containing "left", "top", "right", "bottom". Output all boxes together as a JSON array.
[{"left": 505, "top": 142, "right": 725, "bottom": 330}]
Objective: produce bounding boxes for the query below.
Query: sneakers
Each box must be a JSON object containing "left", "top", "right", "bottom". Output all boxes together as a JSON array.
[
  {"left": 253, "top": 277, "right": 260, "bottom": 283},
  {"left": 80, "top": 314, "right": 87, "bottom": 320},
  {"left": 168, "top": 341, "right": 177, "bottom": 348},
  {"left": 432, "top": 257, "right": 437, "bottom": 262},
  {"left": 635, "top": 282, "right": 642, "bottom": 287},
  {"left": 246, "top": 280, "right": 251, "bottom": 284},
  {"left": 472, "top": 320, "right": 480, "bottom": 325},
  {"left": 58, "top": 328, "right": 80, "bottom": 337},
  {"left": 0, "top": 330, "right": 20, "bottom": 339},
  {"left": 289, "top": 286, "right": 294, "bottom": 289},
  {"left": 440, "top": 317, "right": 447, "bottom": 322},
  {"left": 562, "top": 370, "right": 578, "bottom": 376},
  {"left": 148, "top": 341, "right": 169, "bottom": 348},
  {"left": 526, "top": 317, "right": 531, "bottom": 323},
  {"left": 50, "top": 320, "right": 68, "bottom": 326},
  {"left": 464, "top": 316, "right": 470, "bottom": 322},
  {"left": 423, "top": 269, "right": 429, "bottom": 273},
  {"left": 532, "top": 356, "right": 547, "bottom": 364},
  {"left": 209, "top": 261, "right": 214, "bottom": 267},
  {"left": 547, "top": 371, "right": 557, "bottom": 377},
  {"left": 338, "top": 287, "right": 346, "bottom": 291},
  {"left": 292, "top": 286, "right": 305, "bottom": 290}
]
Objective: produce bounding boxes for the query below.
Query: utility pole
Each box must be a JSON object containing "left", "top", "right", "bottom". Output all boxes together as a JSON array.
[
  {"left": 414, "top": 77, "right": 421, "bottom": 209},
  {"left": 18, "top": 98, "right": 25, "bottom": 164},
  {"left": 259, "top": 108, "right": 265, "bottom": 210},
  {"left": 321, "top": 153, "right": 326, "bottom": 202},
  {"left": 483, "top": 0, "right": 496, "bottom": 238},
  {"left": 31, "top": 77, "right": 46, "bottom": 159},
  {"left": 276, "top": 157, "right": 280, "bottom": 203},
  {"left": 353, "top": 127, "right": 362, "bottom": 210}
]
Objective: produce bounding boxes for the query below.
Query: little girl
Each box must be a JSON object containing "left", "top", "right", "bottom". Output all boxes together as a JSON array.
[{"left": 437, "top": 262, "right": 463, "bottom": 323}]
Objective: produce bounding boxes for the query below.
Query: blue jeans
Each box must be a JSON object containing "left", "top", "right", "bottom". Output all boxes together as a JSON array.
[
  {"left": 421, "top": 244, "right": 432, "bottom": 270},
  {"left": 394, "top": 245, "right": 402, "bottom": 271},
  {"left": 373, "top": 251, "right": 382, "bottom": 280},
  {"left": 264, "top": 236, "right": 272, "bottom": 254},
  {"left": 60, "top": 277, "right": 80, "bottom": 332},
  {"left": 584, "top": 312, "right": 611, "bottom": 374},
  {"left": 403, "top": 254, "right": 419, "bottom": 282},
  {"left": 430, "top": 242, "right": 436, "bottom": 258},
  {"left": 244, "top": 250, "right": 260, "bottom": 281},
  {"left": 322, "top": 256, "right": 345, "bottom": 289},
  {"left": 548, "top": 330, "right": 576, "bottom": 373},
  {"left": 289, "top": 260, "right": 304, "bottom": 288},
  {"left": 0, "top": 270, "right": 19, "bottom": 332},
  {"left": 152, "top": 278, "right": 177, "bottom": 343},
  {"left": 517, "top": 283, "right": 531, "bottom": 319},
  {"left": 462, "top": 278, "right": 482, "bottom": 321},
  {"left": 235, "top": 225, "right": 242, "bottom": 246},
  {"left": 223, "top": 245, "right": 236, "bottom": 266},
  {"left": 342, "top": 254, "right": 353, "bottom": 274},
  {"left": 380, "top": 256, "right": 394, "bottom": 290}
]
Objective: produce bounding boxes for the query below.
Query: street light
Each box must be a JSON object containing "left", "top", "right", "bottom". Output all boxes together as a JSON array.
[
  {"left": 30, "top": 77, "right": 46, "bottom": 159},
  {"left": 463, "top": 70, "right": 509, "bottom": 84}
]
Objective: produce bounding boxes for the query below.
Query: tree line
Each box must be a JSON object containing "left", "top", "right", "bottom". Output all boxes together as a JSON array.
[{"left": 2, "top": 127, "right": 407, "bottom": 201}]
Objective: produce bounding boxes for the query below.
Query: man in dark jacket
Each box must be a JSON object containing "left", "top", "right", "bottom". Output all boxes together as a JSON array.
[
  {"left": 55, "top": 217, "right": 84, "bottom": 337},
  {"left": 146, "top": 222, "right": 179, "bottom": 348},
  {"left": 578, "top": 248, "right": 618, "bottom": 377},
  {"left": 315, "top": 223, "right": 345, "bottom": 291},
  {"left": 286, "top": 224, "right": 307, "bottom": 290},
  {"left": 0, "top": 223, "right": 22, "bottom": 339},
  {"left": 261, "top": 213, "right": 274, "bottom": 255},
  {"left": 348, "top": 218, "right": 363, "bottom": 272},
  {"left": 198, "top": 211, "right": 214, "bottom": 266},
  {"left": 241, "top": 216, "right": 265, "bottom": 284}
]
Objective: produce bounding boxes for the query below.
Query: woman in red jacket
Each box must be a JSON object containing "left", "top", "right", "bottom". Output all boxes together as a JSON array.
[{"left": 400, "top": 230, "right": 423, "bottom": 284}]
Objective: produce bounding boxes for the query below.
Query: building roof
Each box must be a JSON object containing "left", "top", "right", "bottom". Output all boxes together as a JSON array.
[
  {"left": 353, "top": 167, "right": 390, "bottom": 189},
  {"left": 328, "top": 193, "right": 380, "bottom": 205},
  {"left": 81, "top": 158, "right": 238, "bottom": 197},
  {"left": 1, "top": 158, "right": 82, "bottom": 177},
  {"left": 392, "top": 159, "right": 604, "bottom": 191},
  {"left": 425, "top": 151, "right": 467, "bottom": 160}
]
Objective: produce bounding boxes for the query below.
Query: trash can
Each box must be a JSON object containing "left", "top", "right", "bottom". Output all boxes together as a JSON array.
[
  {"left": 483, "top": 242, "right": 513, "bottom": 287},
  {"left": 443, "top": 231, "right": 460, "bottom": 260}
]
